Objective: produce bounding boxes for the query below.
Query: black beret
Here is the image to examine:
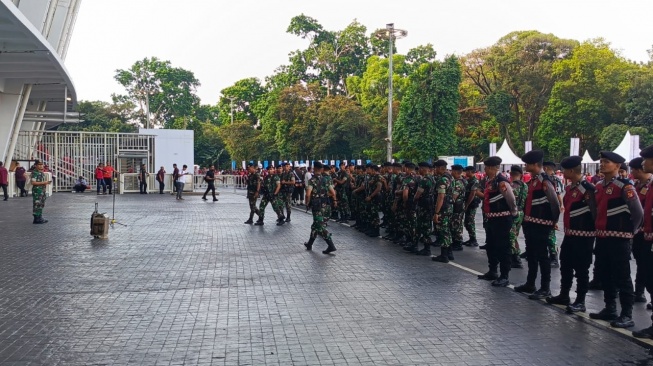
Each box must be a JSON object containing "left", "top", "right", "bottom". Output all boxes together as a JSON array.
[
  {"left": 392, "top": 162, "right": 402, "bottom": 168},
  {"left": 629, "top": 157, "right": 644, "bottom": 170},
  {"left": 620, "top": 163, "right": 628, "bottom": 171},
  {"left": 433, "top": 160, "right": 448, "bottom": 167},
  {"left": 339, "top": 161, "right": 347, "bottom": 166},
  {"left": 543, "top": 161, "right": 556, "bottom": 168},
  {"left": 281, "top": 162, "right": 289, "bottom": 166},
  {"left": 560, "top": 156, "right": 582, "bottom": 169},
  {"left": 247, "top": 163, "right": 256, "bottom": 167},
  {"left": 313, "top": 161, "right": 323, "bottom": 169},
  {"left": 324, "top": 165, "right": 332, "bottom": 170},
  {"left": 464, "top": 166, "right": 476, "bottom": 172},
  {"left": 372, "top": 165, "right": 380, "bottom": 171},
  {"left": 404, "top": 162, "right": 416, "bottom": 169},
  {"left": 640, "top": 144, "right": 653, "bottom": 159},
  {"left": 402, "top": 160, "right": 412, "bottom": 165},
  {"left": 418, "top": 162, "right": 432, "bottom": 168},
  {"left": 484, "top": 156, "right": 502, "bottom": 167},
  {"left": 521, "top": 150, "right": 544, "bottom": 164},
  {"left": 451, "top": 164, "right": 463, "bottom": 171},
  {"left": 382, "top": 162, "right": 392, "bottom": 167},
  {"left": 510, "top": 165, "right": 523, "bottom": 174},
  {"left": 599, "top": 151, "right": 625, "bottom": 164}
]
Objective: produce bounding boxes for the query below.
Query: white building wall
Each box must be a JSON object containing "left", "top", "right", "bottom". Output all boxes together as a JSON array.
[
  {"left": 140, "top": 129, "right": 194, "bottom": 173},
  {"left": 15, "top": 0, "right": 50, "bottom": 31}
]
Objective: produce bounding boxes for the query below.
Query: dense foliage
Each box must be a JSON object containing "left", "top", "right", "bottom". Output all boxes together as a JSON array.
[{"left": 57, "top": 16, "right": 653, "bottom": 166}]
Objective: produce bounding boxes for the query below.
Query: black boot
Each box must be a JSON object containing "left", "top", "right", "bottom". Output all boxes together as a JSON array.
[
  {"left": 451, "top": 242, "right": 463, "bottom": 251},
  {"left": 478, "top": 271, "right": 499, "bottom": 280},
  {"left": 432, "top": 247, "right": 449, "bottom": 263},
  {"left": 304, "top": 237, "right": 315, "bottom": 251},
  {"left": 33, "top": 215, "right": 48, "bottom": 224},
  {"left": 566, "top": 292, "right": 587, "bottom": 313},
  {"left": 588, "top": 278, "right": 602, "bottom": 290},
  {"left": 546, "top": 289, "right": 571, "bottom": 305},
  {"left": 254, "top": 219, "right": 264, "bottom": 226},
  {"left": 589, "top": 305, "right": 618, "bottom": 321},
  {"left": 403, "top": 241, "right": 418, "bottom": 253},
  {"left": 463, "top": 239, "right": 478, "bottom": 247},
  {"left": 276, "top": 216, "right": 285, "bottom": 226},
  {"left": 529, "top": 288, "right": 552, "bottom": 300},
  {"left": 244, "top": 213, "right": 255, "bottom": 224},
  {"left": 447, "top": 247, "right": 455, "bottom": 261},
  {"left": 323, "top": 238, "right": 337, "bottom": 254},
  {"left": 511, "top": 254, "right": 524, "bottom": 269},
  {"left": 635, "top": 284, "right": 647, "bottom": 303},
  {"left": 286, "top": 212, "right": 291, "bottom": 222},
  {"left": 416, "top": 243, "right": 431, "bottom": 256},
  {"left": 550, "top": 252, "right": 560, "bottom": 268},
  {"left": 514, "top": 283, "right": 536, "bottom": 293},
  {"left": 491, "top": 276, "right": 510, "bottom": 287},
  {"left": 366, "top": 227, "right": 380, "bottom": 237}
]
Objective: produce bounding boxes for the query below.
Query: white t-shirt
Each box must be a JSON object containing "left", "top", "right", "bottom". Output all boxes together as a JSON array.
[
  {"left": 177, "top": 170, "right": 188, "bottom": 183},
  {"left": 305, "top": 172, "right": 313, "bottom": 182}
]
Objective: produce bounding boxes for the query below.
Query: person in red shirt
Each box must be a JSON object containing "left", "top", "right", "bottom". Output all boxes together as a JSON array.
[
  {"left": 0, "top": 162, "right": 8, "bottom": 201},
  {"left": 633, "top": 144, "right": 653, "bottom": 338},
  {"left": 103, "top": 162, "right": 116, "bottom": 195},
  {"left": 95, "top": 163, "right": 106, "bottom": 195}
]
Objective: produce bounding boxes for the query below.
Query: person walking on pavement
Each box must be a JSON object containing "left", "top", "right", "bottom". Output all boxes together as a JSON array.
[
  {"left": 515, "top": 150, "right": 561, "bottom": 300},
  {"left": 280, "top": 163, "right": 295, "bottom": 222},
  {"left": 30, "top": 160, "right": 51, "bottom": 224},
  {"left": 14, "top": 162, "right": 27, "bottom": 197},
  {"left": 589, "top": 151, "right": 643, "bottom": 328},
  {"left": 628, "top": 157, "right": 653, "bottom": 305},
  {"left": 176, "top": 165, "right": 189, "bottom": 200},
  {"left": 156, "top": 166, "right": 166, "bottom": 194},
  {"left": 171, "top": 164, "right": 179, "bottom": 195},
  {"left": 546, "top": 156, "right": 597, "bottom": 314},
  {"left": 244, "top": 164, "right": 261, "bottom": 224},
  {"left": 477, "top": 157, "right": 519, "bottom": 287},
  {"left": 304, "top": 161, "right": 338, "bottom": 254},
  {"left": 0, "top": 162, "right": 8, "bottom": 201},
  {"left": 201, "top": 165, "right": 219, "bottom": 202}
]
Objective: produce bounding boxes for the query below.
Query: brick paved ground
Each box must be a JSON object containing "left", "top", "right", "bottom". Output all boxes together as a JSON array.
[{"left": 0, "top": 192, "right": 652, "bottom": 365}]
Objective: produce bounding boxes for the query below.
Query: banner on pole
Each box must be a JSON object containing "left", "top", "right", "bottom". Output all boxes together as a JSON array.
[
  {"left": 489, "top": 143, "right": 497, "bottom": 156},
  {"left": 570, "top": 138, "right": 580, "bottom": 157},
  {"left": 525, "top": 141, "right": 532, "bottom": 153}
]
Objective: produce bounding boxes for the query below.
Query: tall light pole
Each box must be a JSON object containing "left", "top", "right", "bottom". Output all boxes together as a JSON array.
[
  {"left": 225, "top": 96, "right": 236, "bottom": 124},
  {"left": 374, "top": 23, "right": 407, "bottom": 162}
]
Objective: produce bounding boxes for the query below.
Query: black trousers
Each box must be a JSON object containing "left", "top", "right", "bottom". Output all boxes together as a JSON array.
[
  {"left": 203, "top": 183, "right": 216, "bottom": 198},
  {"left": 632, "top": 232, "right": 651, "bottom": 293},
  {"left": 486, "top": 216, "right": 513, "bottom": 278},
  {"left": 0, "top": 184, "right": 7, "bottom": 199},
  {"left": 104, "top": 177, "right": 112, "bottom": 193},
  {"left": 292, "top": 185, "right": 304, "bottom": 202},
  {"left": 559, "top": 235, "right": 594, "bottom": 294},
  {"left": 595, "top": 237, "right": 634, "bottom": 316},
  {"left": 523, "top": 222, "right": 553, "bottom": 289},
  {"left": 158, "top": 181, "right": 165, "bottom": 194},
  {"left": 139, "top": 181, "right": 147, "bottom": 193},
  {"left": 644, "top": 250, "right": 653, "bottom": 320},
  {"left": 17, "top": 180, "right": 26, "bottom": 196}
]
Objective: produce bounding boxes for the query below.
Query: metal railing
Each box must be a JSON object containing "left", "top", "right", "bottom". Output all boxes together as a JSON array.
[{"left": 5, "top": 172, "right": 53, "bottom": 197}]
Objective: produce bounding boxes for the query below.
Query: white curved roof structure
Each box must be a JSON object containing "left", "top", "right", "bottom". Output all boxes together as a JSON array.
[
  {"left": 613, "top": 131, "right": 640, "bottom": 162},
  {"left": 495, "top": 139, "right": 523, "bottom": 165},
  {"left": 581, "top": 150, "right": 598, "bottom": 164}
]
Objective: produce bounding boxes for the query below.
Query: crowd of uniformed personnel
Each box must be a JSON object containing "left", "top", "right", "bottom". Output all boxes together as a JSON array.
[{"left": 243, "top": 145, "right": 653, "bottom": 338}]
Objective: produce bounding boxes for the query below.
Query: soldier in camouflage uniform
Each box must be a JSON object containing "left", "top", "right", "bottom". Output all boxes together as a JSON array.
[
  {"left": 432, "top": 160, "right": 455, "bottom": 263},
  {"left": 411, "top": 162, "right": 435, "bottom": 255},
  {"left": 544, "top": 162, "right": 563, "bottom": 268},
  {"left": 463, "top": 166, "right": 481, "bottom": 246},
  {"left": 273, "top": 166, "right": 287, "bottom": 225},
  {"left": 397, "top": 162, "right": 419, "bottom": 248},
  {"left": 334, "top": 162, "right": 351, "bottom": 223},
  {"left": 383, "top": 163, "right": 403, "bottom": 240},
  {"left": 244, "top": 164, "right": 261, "bottom": 224},
  {"left": 363, "top": 165, "right": 383, "bottom": 237},
  {"left": 320, "top": 165, "right": 334, "bottom": 223},
  {"left": 280, "top": 163, "right": 295, "bottom": 222},
  {"left": 255, "top": 167, "right": 285, "bottom": 225},
  {"left": 31, "top": 160, "right": 51, "bottom": 224},
  {"left": 509, "top": 165, "right": 528, "bottom": 269},
  {"left": 450, "top": 165, "right": 467, "bottom": 251},
  {"left": 303, "top": 161, "right": 338, "bottom": 254},
  {"left": 352, "top": 165, "right": 368, "bottom": 231}
]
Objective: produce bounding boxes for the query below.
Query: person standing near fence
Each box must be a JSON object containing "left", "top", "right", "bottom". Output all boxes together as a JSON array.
[
  {"left": 171, "top": 164, "right": 179, "bottom": 195},
  {"left": 176, "top": 165, "right": 189, "bottom": 200},
  {"left": 31, "top": 160, "right": 51, "bottom": 224},
  {"left": 202, "top": 165, "right": 219, "bottom": 202},
  {"left": 95, "top": 163, "right": 106, "bottom": 195},
  {"left": 0, "top": 162, "right": 8, "bottom": 201},
  {"left": 14, "top": 162, "right": 27, "bottom": 197},
  {"left": 156, "top": 166, "right": 166, "bottom": 194},
  {"left": 138, "top": 164, "right": 149, "bottom": 194},
  {"left": 103, "top": 162, "right": 115, "bottom": 195}
]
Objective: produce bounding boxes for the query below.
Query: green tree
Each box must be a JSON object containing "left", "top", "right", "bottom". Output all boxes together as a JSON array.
[
  {"left": 394, "top": 56, "right": 462, "bottom": 161},
  {"left": 218, "top": 121, "right": 264, "bottom": 161},
  {"left": 114, "top": 57, "right": 200, "bottom": 128},
  {"left": 625, "top": 71, "right": 653, "bottom": 128},
  {"left": 313, "top": 95, "right": 371, "bottom": 158},
  {"left": 599, "top": 124, "right": 652, "bottom": 151},
  {"left": 217, "top": 78, "right": 266, "bottom": 125},
  {"left": 56, "top": 100, "right": 137, "bottom": 133}
]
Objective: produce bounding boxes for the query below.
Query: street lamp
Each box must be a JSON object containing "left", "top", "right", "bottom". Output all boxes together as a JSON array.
[
  {"left": 374, "top": 23, "right": 407, "bottom": 162},
  {"left": 225, "top": 96, "right": 236, "bottom": 124}
]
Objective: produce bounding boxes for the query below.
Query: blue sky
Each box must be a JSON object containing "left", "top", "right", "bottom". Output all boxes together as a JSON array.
[{"left": 65, "top": 0, "right": 653, "bottom": 104}]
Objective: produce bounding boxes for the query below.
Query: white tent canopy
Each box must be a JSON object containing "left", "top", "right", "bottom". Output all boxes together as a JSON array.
[
  {"left": 581, "top": 150, "right": 598, "bottom": 164},
  {"left": 495, "top": 139, "right": 523, "bottom": 165},
  {"left": 613, "top": 131, "right": 640, "bottom": 162}
]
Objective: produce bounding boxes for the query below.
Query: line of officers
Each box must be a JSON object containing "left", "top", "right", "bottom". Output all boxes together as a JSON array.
[{"left": 242, "top": 147, "right": 653, "bottom": 337}]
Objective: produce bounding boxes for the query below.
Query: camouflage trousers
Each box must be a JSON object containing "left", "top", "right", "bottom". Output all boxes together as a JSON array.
[
  {"left": 464, "top": 207, "right": 477, "bottom": 241},
  {"left": 402, "top": 208, "right": 417, "bottom": 241},
  {"left": 548, "top": 229, "right": 558, "bottom": 255},
  {"left": 364, "top": 200, "right": 381, "bottom": 229},
  {"left": 510, "top": 211, "right": 524, "bottom": 255},
  {"left": 451, "top": 212, "right": 465, "bottom": 244},
  {"left": 415, "top": 207, "right": 433, "bottom": 243},
  {"left": 310, "top": 204, "right": 332, "bottom": 240},
  {"left": 436, "top": 213, "right": 452, "bottom": 248},
  {"left": 32, "top": 189, "right": 46, "bottom": 217},
  {"left": 283, "top": 191, "right": 293, "bottom": 212},
  {"left": 336, "top": 189, "right": 351, "bottom": 219},
  {"left": 259, "top": 195, "right": 283, "bottom": 220},
  {"left": 247, "top": 194, "right": 260, "bottom": 218}
]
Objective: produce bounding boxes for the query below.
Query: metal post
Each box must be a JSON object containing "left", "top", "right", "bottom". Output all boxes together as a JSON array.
[
  {"left": 387, "top": 23, "right": 394, "bottom": 162},
  {"left": 145, "top": 91, "right": 151, "bottom": 129},
  {"left": 4, "top": 84, "right": 32, "bottom": 167}
]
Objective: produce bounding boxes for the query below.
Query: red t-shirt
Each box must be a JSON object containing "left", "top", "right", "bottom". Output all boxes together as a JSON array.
[{"left": 103, "top": 166, "right": 114, "bottom": 178}]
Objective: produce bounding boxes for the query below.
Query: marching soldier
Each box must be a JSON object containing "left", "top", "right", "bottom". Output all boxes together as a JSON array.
[
  {"left": 589, "top": 151, "right": 642, "bottom": 328},
  {"left": 303, "top": 161, "right": 338, "bottom": 254},
  {"left": 450, "top": 165, "right": 466, "bottom": 251},
  {"left": 515, "top": 150, "right": 561, "bottom": 300},
  {"left": 432, "top": 160, "right": 454, "bottom": 263},
  {"left": 322, "top": 165, "right": 334, "bottom": 223},
  {"left": 633, "top": 144, "right": 653, "bottom": 338},
  {"left": 463, "top": 166, "right": 481, "bottom": 247},
  {"left": 244, "top": 164, "right": 261, "bottom": 224},
  {"left": 280, "top": 163, "right": 295, "bottom": 222},
  {"left": 255, "top": 166, "right": 285, "bottom": 226},
  {"left": 477, "top": 156, "right": 519, "bottom": 286},
  {"left": 628, "top": 157, "right": 653, "bottom": 305},
  {"left": 545, "top": 156, "right": 596, "bottom": 313},
  {"left": 509, "top": 165, "right": 528, "bottom": 269}
]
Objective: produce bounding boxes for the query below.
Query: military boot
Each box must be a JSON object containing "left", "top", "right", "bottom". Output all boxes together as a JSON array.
[
  {"left": 304, "top": 237, "right": 315, "bottom": 251},
  {"left": 511, "top": 254, "right": 524, "bottom": 269},
  {"left": 33, "top": 215, "right": 48, "bottom": 224},
  {"left": 463, "top": 239, "right": 478, "bottom": 247},
  {"left": 635, "top": 284, "right": 647, "bottom": 303},
  {"left": 478, "top": 271, "right": 499, "bottom": 281},
  {"left": 529, "top": 288, "right": 551, "bottom": 300},
  {"left": 546, "top": 289, "right": 571, "bottom": 305},
  {"left": 451, "top": 242, "right": 463, "bottom": 251},
  {"left": 566, "top": 292, "right": 587, "bottom": 313},
  {"left": 323, "top": 238, "right": 337, "bottom": 254},
  {"left": 366, "top": 227, "right": 380, "bottom": 237},
  {"left": 416, "top": 242, "right": 431, "bottom": 256},
  {"left": 285, "top": 212, "right": 291, "bottom": 222},
  {"left": 254, "top": 218, "right": 264, "bottom": 226},
  {"left": 514, "top": 282, "right": 536, "bottom": 294},
  {"left": 550, "top": 252, "right": 560, "bottom": 268},
  {"left": 611, "top": 315, "right": 635, "bottom": 328},
  {"left": 431, "top": 247, "right": 449, "bottom": 263},
  {"left": 447, "top": 247, "right": 455, "bottom": 261},
  {"left": 589, "top": 304, "right": 618, "bottom": 321},
  {"left": 244, "top": 213, "right": 255, "bottom": 224}
]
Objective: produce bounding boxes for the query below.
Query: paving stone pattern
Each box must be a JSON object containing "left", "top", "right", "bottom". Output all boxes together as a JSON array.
[{"left": 0, "top": 192, "right": 652, "bottom": 365}]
